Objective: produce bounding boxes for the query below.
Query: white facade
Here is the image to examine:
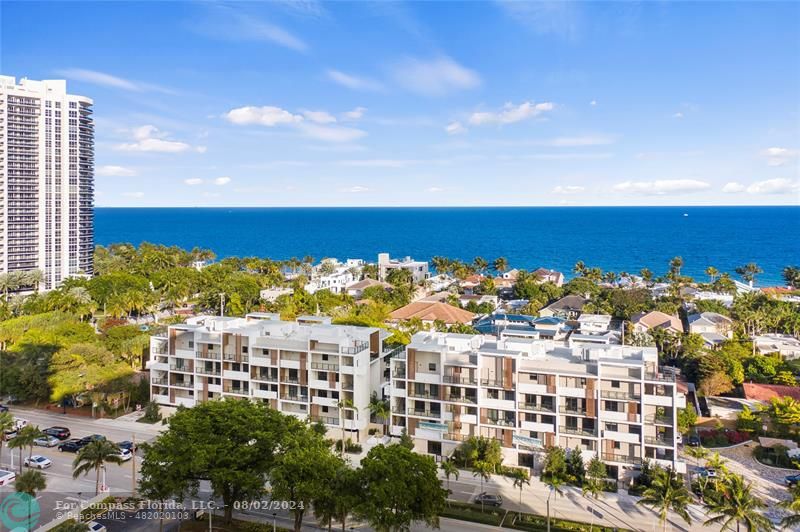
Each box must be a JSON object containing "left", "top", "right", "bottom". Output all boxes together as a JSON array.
[
  {"left": 389, "top": 332, "right": 686, "bottom": 479},
  {"left": 305, "top": 258, "right": 363, "bottom": 294},
  {"left": 0, "top": 76, "right": 94, "bottom": 289},
  {"left": 377, "top": 253, "right": 429, "bottom": 284},
  {"left": 148, "top": 314, "right": 393, "bottom": 440}
]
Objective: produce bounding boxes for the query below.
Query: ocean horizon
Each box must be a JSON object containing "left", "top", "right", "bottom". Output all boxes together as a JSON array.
[{"left": 95, "top": 205, "right": 800, "bottom": 286}]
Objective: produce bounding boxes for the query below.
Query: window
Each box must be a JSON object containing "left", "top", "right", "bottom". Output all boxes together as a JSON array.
[
  {"left": 606, "top": 423, "right": 618, "bottom": 432},
  {"left": 613, "top": 441, "right": 621, "bottom": 449},
  {"left": 503, "top": 390, "right": 515, "bottom": 401},
  {"left": 427, "top": 441, "right": 441, "bottom": 455},
  {"left": 322, "top": 354, "right": 328, "bottom": 361},
  {"left": 428, "top": 363, "right": 436, "bottom": 372},
  {"left": 487, "top": 389, "right": 499, "bottom": 399},
  {"left": 188, "top": 341, "right": 194, "bottom": 348},
  {"left": 606, "top": 401, "right": 619, "bottom": 412},
  {"left": 242, "top": 346, "right": 248, "bottom": 353},
  {"left": 611, "top": 380, "right": 620, "bottom": 388}
]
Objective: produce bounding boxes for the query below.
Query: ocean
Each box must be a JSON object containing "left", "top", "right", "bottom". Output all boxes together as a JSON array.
[{"left": 94, "top": 206, "right": 800, "bottom": 286}]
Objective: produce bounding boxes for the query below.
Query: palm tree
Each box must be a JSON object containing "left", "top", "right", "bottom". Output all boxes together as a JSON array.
[
  {"left": 783, "top": 266, "right": 800, "bottom": 289},
  {"left": 779, "top": 483, "right": 800, "bottom": 530},
  {"left": 431, "top": 256, "right": 450, "bottom": 275},
  {"left": 705, "top": 266, "right": 720, "bottom": 283},
  {"left": 440, "top": 459, "right": 459, "bottom": 494},
  {"left": 7, "top": 425, "right": 42, "bottom": 474},
  {"left": 583, "top": 456, "right": 607, "bottom": 531},
  {"left": 669, "top": 256, "right": 684, "bottom": 280},
  {"left": 636, "top": 467, "right": 692, "bottom": 532},
  {"left": 15, "top": 469, "right": 46, "bottom": 530},
  {"left": 493, "top": 257, "right": 508, "bottom": 274},
  {"left": 24, "top": 269, "right": 44, "bottom": 292},
  {"left": 735, "top": 263, "right": 763, "bottom": 287},
  {"left": 542, "top": 468, "right": 566, "bottom": 532},
  {"left": 472, "top": 257, "right": 488, "bottom": 274},
  {"left": 0, "top": 411, "right": 14, "bottom": 468},
  {"left": 336, "top": 398, "right": 354, "bottom": 457},
  {"left": 573, "top": 261, "right": 587, "bottom": 276},
  {"left": 72, "top": 440, "right": 124, "bottom": 495},
  {"left": 685, "top": 445, "right": 708, "bottom": 468},
  {"left": 509, "top": 468, "right": 530, "bottom": 509},
  {"left": 640, "top": 267, "right": 654, "bottom": 284},
  {"left": 705, "top": 452, "right": 729, "bottom": 489},
  {"left": 704, "top": 473, "right": 771, "bottom": 532},
  {"left": 471, "top": 459, "right": 493, "bottom": 512},
  {"left": 367, "top": 394, "right": 390, "bottom": 435}
]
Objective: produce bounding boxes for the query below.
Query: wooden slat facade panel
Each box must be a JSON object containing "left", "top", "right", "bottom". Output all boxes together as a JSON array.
[
  {"left": 407, "top": 349, "right": 416, "bottom": 380},
  {"left": 546, "top": 375, "right": 556, "bottom": 394},
  {"left": 503, "top": 357, "right": 513, "bottom": 390}
]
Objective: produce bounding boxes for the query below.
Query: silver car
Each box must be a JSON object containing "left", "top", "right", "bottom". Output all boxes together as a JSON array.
[{"left": 34, "top": 435, "right": 60, "bottom": 447}]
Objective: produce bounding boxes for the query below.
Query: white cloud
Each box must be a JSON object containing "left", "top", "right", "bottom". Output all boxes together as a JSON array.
[
  {"left": 342, "top": 107, "right": 367, "bottom": 120},
  {"left": 590, "top": 100, "right": 597, "bottom": 106},
  {"left": 326, "top": 70, "right": 383, "bottom": 91},
  {"left": 391, "top": 56, "right": 481, "bottom": 96},
  {"left": 184, "top": 178, "right": 204, "bottom": 186},
  {"left": 552, "top": 185, "right": 585, "bottom": 194},
  {"left": 114, "top": 125, "right": 204, "bottom": 153},
  {"left": 672, "top": 112, "right": 684, "bottom": 119},
  {"left": 426, "top": 187, "right": 445, "bottom": 193},
  {"left": 746, "top": 178, "right": 799, "bottom": 195},
  {"left": 122, "top": 191, "right": 144, "bottom": 198},
  {"left": 225, "top": 106, "right": 304, "bottom": 126},
  {"left": 54, "top": 68, "right": 173, "bottom": 94},
  {"left": 195, "top": 7, "right": 308, "bottom": 52},
  {"left": 722, "top": 182, "right": 746, "bottom": 193},
  {"left": 445, "top": 121, "right": 467, "bottom": 135},
  {"left": 341, "top": 185, "right": 369, "bottom": 193},
  {"left": 760, "top": 147, "right": 799, "bottom": 167},
  {"left": 214, "top": 176, "right": 232, "bottom": 186},
  {"left": 301, "top": 110, "right": 337, "bottom": 124},
  {"left": 612, "top": 179, "right": 711, "bottom": 195},
  {"left": 468, "top": 101, "right": 555, "bottom": 126},
  {"left": 96, "top": 165, "right": 136, "bottom": 177}
]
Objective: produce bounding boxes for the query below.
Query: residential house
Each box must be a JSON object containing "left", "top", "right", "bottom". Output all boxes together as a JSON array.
[
  {"left": 532, "top": 268, "right": 565, "bottom": 287},
  {"left": 687, "top": 312, "right": 734, "bottom": 348},
  {"left": 377, "top": 253, "right": 429, "bottom": 284},
  {"left": 389, "top": 301, "right": 475, "bottom": 326},
  {"left": 458, "top": 294, "right": 499, "bottom": 310},
  {"left": 346, "top": 278, "right": 392, "bottom": 300},
  {"left": 631, "top": 311, "right": 684, "bottom": 335},
  {"left": 754, "top": 334, "right": 800, "bottom": 360},
  {"left": 539, "top": 295, "right": 587, "bottom": 320}
]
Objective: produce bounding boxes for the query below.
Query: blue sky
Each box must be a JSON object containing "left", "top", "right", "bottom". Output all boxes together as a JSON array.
[{"left": 4, "top": 1, "right": 799, "bottom": 207}]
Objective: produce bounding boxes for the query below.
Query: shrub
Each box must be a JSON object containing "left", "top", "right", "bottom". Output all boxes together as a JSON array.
[
  {"left": 698, "top": 429, "right": 751, "bottom": 447},
  {"left": 334, "top": 438, "right": 362, "bottom": 453}
]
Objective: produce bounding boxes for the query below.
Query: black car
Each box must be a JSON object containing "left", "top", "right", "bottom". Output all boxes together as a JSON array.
[
  {"left": 474, "top": 492, "right": 503, "bottom": 507},
  {"left": 58, "top": 439, "right": 86, "bottom": 452},
  {"left": 78, "top": 434, "right": 106, "bottom": 446},
  {"left": 117, "top": 441, "right": 137, "bottom": 453},
  {"left": 687, "top": 435, "right": 701, "bottom": 447},
  {"left": 43, "top": 426, "right": 71, "bottom": 440}
]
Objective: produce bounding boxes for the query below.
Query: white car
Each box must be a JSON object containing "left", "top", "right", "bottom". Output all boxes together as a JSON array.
[
  {"left": 34, "top": 435, "right": 60, "bottom": 447},
  {"left": 114, "top": 448, "right": 133, "bottom": 462},
  {"left": 87, "top": 521, "right": 107, "bottom": 532},
  {"left": 24, "top": 455, "right": 52, "bottom": 469},
  {"left": 13, "top": 418, "right": 28, "bottom": 429},
  {"left": 0, "top": 469, "right": 14, "bottom": 486}
]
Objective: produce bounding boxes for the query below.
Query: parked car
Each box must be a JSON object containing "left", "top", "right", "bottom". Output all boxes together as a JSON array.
[
  {"left": 698, "top": 468, "right": 718, "bottom": 479},
  {"left": 43, "top": 426, "right": 71, "bottom": 440},
  {"left": 58, "top": 439, "right": 86, "bottom": 453},
  {"left": 785, "top": 474, "right": 800, "bottom": 487},
  {"left": 34, "top": 435, "right": 60, "bottom": 447},
  {"left": 0, "top": 469, "right": 15, "bottom": 486},
  {"left": 78, "top": 434, "right": 106, "bottom": 446},
  {"left": 24, "top": 455, "right": 52, "bottom": 469},
  {"left": 87, "top": 521, "right": 107, "bottom": 532},
  {"left": 114, "top": 448, "right": 133, "bottom": 462},
  {"left": 687, "top": 435, "right": 701, "bottom": 447},
  {"left": 13, "top": 418, "right": 28, "bottom": 429},
  {"left": 117, "top": 441, "right": 137, "bottom": 453},
  {"left": 0, "top": 404, "right": 8, "bottom": 413},
  {"left": 3, "top": 428, "right": 17, "bottom": 440},
  {"left": 474, "top": 492, "right": 503, "bottom": 507}
]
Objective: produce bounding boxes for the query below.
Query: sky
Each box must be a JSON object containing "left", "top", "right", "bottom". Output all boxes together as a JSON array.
[{"left": 3, "top": 1, "right": 799, "bottom": 207}]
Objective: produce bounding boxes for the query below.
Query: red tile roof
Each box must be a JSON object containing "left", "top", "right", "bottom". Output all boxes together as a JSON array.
[
  {"left": 390, "top": 301, "right": 475, "bottom": 324},
  {"left": 742, "top": 382, "right": 800, "bottom": 402}
]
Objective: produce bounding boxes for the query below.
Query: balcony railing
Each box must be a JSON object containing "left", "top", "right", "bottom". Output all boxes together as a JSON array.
[
  {"left": 341, "top": 341, "right": 369, "bottom": 355},
  {"left": 560, "top": 425, "right": 597, "bottom": 437},
  {"left": 600, "top": 390, "right": 640, "bottom": 400},
  {"left": 281, "top": 394, "right": 309, "bottom": 402},
  {"left": 645, "top": 414, "right": 672, "bottom": 425},
  {"left": 480, "top": 378, "right": 509, "bottom": 388},
  {"left": 447, "top": 395, "right": 478, "bottom": 404},
  {"left": 392, "top": 370, "right": 407, "bottom": 379},
  {"left": 408, "top": 390, "right": 440, "bottom": 399},
  {"left": 645, "top": 435, "right": 672, "bottom": 446},
  {"left": 602, "top": 453, "right": 642, "bottom": 465},
  {"left": 520, "top": 403, "right": 555, "bottom": 413},
  {"left": 223, "top": 353, "right": 249, "bottom": 363},
  {"left": 223, "top": 387, "right": 249, "bottom": 395},
  {"left": 172, "top": 380, "right": 194, "bottom": 389},
  {"left": 444, "top": 432, "right": 469, "bottom": 442},
  {"left": 341, "top": 381, "right": 354, "bottom": 391},
  {"left": 170, "top": 363, "right": 193, "bottom": 372},
  {"left": 407, "top": 408, "right": 441, "bottom": 418},
  {"left": 311, "top": 362, "right": 339, "bottom": 371},
  {"left": 485, "top": 418, "right": 515, "bottom": 427},
  {"left": 196, "top": 366, "right": 221, "bottom": 376},
  {"left": 443, "top": 375, "right": 478, "bottom": 385},
  {"left": 151, "top": 378, "right": 168, "bottom": 386},
  {"left": 252, "top": 373, "right": 277, "bottom": 382},
  {"left": 561, "top": 406, "right": 588, "bottom": 415},
  {"left": 310, "top": 415, "right": 339, "bottom": 425},
  {"left": 196, "top": 351, "right": 221, "bottom": 360}
]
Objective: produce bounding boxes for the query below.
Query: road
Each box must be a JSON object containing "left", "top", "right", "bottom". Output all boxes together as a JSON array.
[{"left": 0, "top": 406, "right": 163, "bottom": 528}]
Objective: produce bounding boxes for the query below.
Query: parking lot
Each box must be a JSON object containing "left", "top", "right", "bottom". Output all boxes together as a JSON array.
[{"left": 0, "top": 406, "right": 163, "bottom": 527}]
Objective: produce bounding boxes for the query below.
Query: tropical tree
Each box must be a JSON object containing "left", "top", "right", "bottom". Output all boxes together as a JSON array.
[
  {"left": 493, "top": 257, "right": 508, "bottom": 274},
  {"left": 704, "top": 473, "right": 772, "bottom": 532},
  {"left": 736, "top": 263, "right": 763, "bottom": 287},
  {"left": 367, "top": 393, "right": 390, "bottom": 435},
  {"left": 509, "top": 468, "right": 530, "bottom": 508},
  {"left": 783, "top": 266, "right": 800, "bottom": 289},
  {"left": 583, "top": 456, "right": 607, "bottom": 532},
  {"left": 472, "top": 257, "right": 489, "bottom": 274},
  {"left": 440, "top": 459, "right": 459, "bottom": 494},
  {"left": 336, "top": 398, "right": 355, "bottom": 456},
  {"left": 636, "top": 466, "right": 692, "bottom": 532},
  {"left": 669, "top": 256, "right": 684, "bottom": 278},
  {"left": 573, "top": 261, "right": 587, "bottom": 276},
  {"left": 7, "top": 425, "right": 42, "bottom": 474},
  {"left": 312, "top": 464, "right": 362, "bottom": 532},
  {"left": 15, "top": 469, "right": 46, "bottom": 531},
  {"left": 472, "top": 459, "right": 494, "bottom": 511},
  {"left": 779, "top": 483, "right": 800, "bottom": 530},
  {"left": 706, "top": 266, "right": 720, "bottom": 283},
  {"left": 541, "top": 446, "right": 569, "bottom": 532},
  {"left": 685, "top": 445, "right": 708, "bottom": 468},
  {"left": 640, "top": 268, "right": 654, "bottom": 284},
  {"left": 73, "top": 439, "right": 124, "bottom": 494}
]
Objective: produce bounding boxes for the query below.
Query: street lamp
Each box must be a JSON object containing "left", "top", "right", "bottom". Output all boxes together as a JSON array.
[{"left": 272, "top": 512, "right": 277, "bottom": 532}]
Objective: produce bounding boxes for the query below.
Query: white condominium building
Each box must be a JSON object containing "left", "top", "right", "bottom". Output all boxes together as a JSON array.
[
  {"left": 148, "top": 313, "right": 395, "bottom": 441},
  {"left": 0, "top": 76, "right": 94, "bottom": 289},
  {"left": 377, "top": 253, "right": 429, "bottom": 284},
  {"left": 389, "top": 331, "right": 686, "bottom": 481}
]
